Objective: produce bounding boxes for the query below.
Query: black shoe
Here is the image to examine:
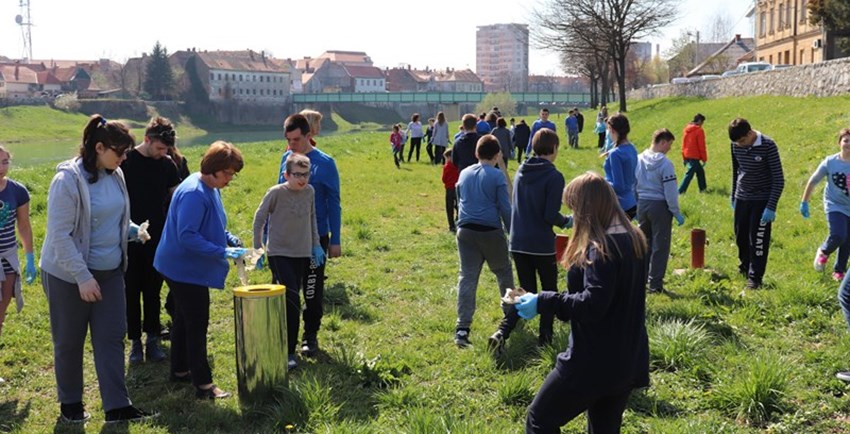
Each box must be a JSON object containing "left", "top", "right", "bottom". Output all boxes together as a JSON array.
[
  {"left": 104, "top": 405, "right": 158, "bottom": 423},
  {"left": 746, "top": 278, "right": 762, "bottom": 289},
  {"left": 129, "top": 339, "right": 143, "bottom": 364},
  {"left": 195, "top": 385, "right": 231, "bottom": 400},
  {"left": 454, "top": 328, "right": 471, "bottom": 348},
  {"left": 301, "top": 337, "right": 319, "bottom": 357},
  {"left": 60, "top": 402, "right": 90, "bottom": 424},
  {"left": 488, "top": 330, "right": 505, "bottom": 355}
]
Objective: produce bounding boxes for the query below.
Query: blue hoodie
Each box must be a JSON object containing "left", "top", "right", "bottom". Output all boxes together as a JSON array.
[
  {"left": 604, "top": 143, "right": 638, "bottom": 212},
  {"left": 509, "top": 156, "right": 569, "bottom": 255}
]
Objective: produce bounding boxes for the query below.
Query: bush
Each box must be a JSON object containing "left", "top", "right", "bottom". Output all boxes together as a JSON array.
[
  {"left": 53, "top": 92, "right": 80, "bottom": 112},
  {"left": 475, "top": 92, "right": 517, "bottom": 118}
]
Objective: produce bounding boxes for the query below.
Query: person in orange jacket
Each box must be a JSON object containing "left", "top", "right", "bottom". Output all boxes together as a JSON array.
[{"left": 678, "top": 113, "right": 708, "bottom": 194}]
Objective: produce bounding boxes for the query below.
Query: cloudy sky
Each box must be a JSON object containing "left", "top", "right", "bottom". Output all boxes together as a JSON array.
[{"left": 1, "top": 0, "right": 752, "bottom": 75}]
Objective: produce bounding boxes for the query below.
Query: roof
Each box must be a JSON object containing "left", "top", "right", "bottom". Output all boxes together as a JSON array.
[
  {"left": 30, "top": 59, "right": 90, "bottom": 69},
  {"left": 0, "top": 65, "right": 39, "bottom": 84},
  {"left": 434, "top": 68, "right": 482, "bottom": 83},
  {"left": 195, "top": 50, "right": 289, "bottom": 73},
  {"left": 317, "top": 50, "right": 372, "bottom": 65},
  {"left": 51, "top": 66, "right": 81, "bottom": 82},
  {"left": 37, "top": 71, "right": 62, "bottom": 85},
  {"left": 688, "top": 36, "right": 756, "bottom": 76},
  {"left": 343, "top": 65, "right": 384, "bottom": 79}
]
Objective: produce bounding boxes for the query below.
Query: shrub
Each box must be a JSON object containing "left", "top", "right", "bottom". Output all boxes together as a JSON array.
[
  {"left": 711, "top": 355, "right": 791, "bottom": 425},
  {"left": 53, "top": 92, "right": 80, "bottom": 112},
  {"left": 649, "top": 318, "right": 711, "bottom": 372}
]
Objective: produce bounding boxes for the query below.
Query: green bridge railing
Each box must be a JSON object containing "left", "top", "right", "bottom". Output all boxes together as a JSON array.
[{"left": 292, "top": 92, "right": 595, "bottom": 104}]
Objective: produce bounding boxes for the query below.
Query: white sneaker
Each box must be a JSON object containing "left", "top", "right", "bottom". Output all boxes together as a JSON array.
[
  {"left": 836, "top": 371, "right": 850, "bottom": 382},
  {"left": 814, "top": 249, "right": 829, "bottom": 272}
]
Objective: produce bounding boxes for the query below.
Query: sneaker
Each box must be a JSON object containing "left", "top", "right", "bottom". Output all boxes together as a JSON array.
[
  {"left": 104, "top": 405, "right": 158, "bottom": 423},
  {"left": 301, "top": 337, "right": 319, "bottom": 358},
  {"left": 648, "top": 286, "right": 664, "bottom": 294},
  {"left": 487, "top": 330, "right": 505, "bottom": 355},
  {"left": 814, "top": 249, "right": 829, "bottom": 272},
  {"left": 60, "top": 402, "right": 90, "bottom": 424},
  {"left": 454, "top": 328, "right": 471, "bottom": 348},
  {"left": 288, "top": 354, "right": 298, "bottom": 370},
  {"left": 195, "top": 385, "right": 231, "bottom": 400},
  {"left": 746, "top": 278, "right": 762, "bottom": 289},
  {"left": 834, "top": 272, "right": 846, "bottom": 282},
  {"left": 129, "top": 340, "right": 143, "bottom": 364},
  {"left": 145, "top": 336, "right": 167, "bottom": 362},
  {"left": 837, "top": 371, "right": 850, "bottom": 382}
]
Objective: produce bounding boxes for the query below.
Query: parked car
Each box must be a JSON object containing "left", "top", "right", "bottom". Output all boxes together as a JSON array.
[
  {"left": 671, "top": 77, "right": 690, "bottom": 84},
  {"left": 735, "top": 62, "right": 772, "bottom": 74},
  {"left": 721, "top": 70, "right": 739, "bottom": 77},
  {"left": 770, "top": 64, "right": 792, "bottom": 70},
  {"left": 699, "top": 74, "right": 722, "bottom": 81}
]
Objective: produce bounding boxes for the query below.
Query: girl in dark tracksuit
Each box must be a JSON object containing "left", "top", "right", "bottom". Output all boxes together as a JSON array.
[{"left": 516, "top": 172, "right": 649, "bottom": 434}]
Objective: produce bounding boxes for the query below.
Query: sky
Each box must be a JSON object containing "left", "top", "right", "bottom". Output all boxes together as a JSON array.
[{"left": 1, "top": 0, "right": 753, "bottom": 76}]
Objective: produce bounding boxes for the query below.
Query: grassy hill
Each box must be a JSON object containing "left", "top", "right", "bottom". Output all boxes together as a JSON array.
[{"left": 3, "top": 95, "right": 850, "bottom": 432}]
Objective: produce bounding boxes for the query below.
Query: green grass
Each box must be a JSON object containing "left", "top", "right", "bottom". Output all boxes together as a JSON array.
[{"left": 6, "top": 95, "right": 850, "bottom": 432}]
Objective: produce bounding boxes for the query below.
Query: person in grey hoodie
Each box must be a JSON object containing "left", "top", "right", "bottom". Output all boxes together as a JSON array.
[
  {"left": 40, "top": 115, "right": 155, "bottom": 423},
  {"left": 635, "top": 128, "right": 685, "bottom": 293}
]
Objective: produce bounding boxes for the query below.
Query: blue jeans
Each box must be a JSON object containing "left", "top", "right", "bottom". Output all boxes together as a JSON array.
[
  {"left": 678, "top": 159, "right": 706, "bottom": 193},
  {"left": 821, "top": 212, "right": 850, "bottom": 274}
]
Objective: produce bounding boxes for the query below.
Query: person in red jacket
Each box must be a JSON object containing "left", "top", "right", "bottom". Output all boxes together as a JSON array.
[
  {"left": 678, "top": 113, "right": 708, "bottom": 194},
  {"left": 442, "top": 148, "right": 460, "bottom": 232}
]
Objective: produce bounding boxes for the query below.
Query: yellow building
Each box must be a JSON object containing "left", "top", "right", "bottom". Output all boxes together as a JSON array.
[{"left": 754, "top": 0, "right": 824, "bottom": 65}]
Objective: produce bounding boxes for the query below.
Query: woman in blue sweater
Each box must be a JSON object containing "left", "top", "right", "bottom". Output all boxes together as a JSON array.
[
  {"left": 603, "top": 113, "right": 638, "bottom": 219},
  {"left": 154, "top": 141, "right": 246, "bottom": 400}
]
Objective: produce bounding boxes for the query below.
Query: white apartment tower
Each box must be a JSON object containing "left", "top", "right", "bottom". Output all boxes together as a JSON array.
[{"left": 476, "top": 23, "right": 529, "bottom": 93}]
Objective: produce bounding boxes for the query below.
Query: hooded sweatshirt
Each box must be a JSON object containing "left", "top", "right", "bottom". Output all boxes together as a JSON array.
[
  {"left": 635, "top": 149, "right": 680, "bottom": 215},
  {"left": 509, "top": 156, "right": 569, "bottom": 254},
  {"left": 682, "top": 123, "right": 707, "bottom": 161}
]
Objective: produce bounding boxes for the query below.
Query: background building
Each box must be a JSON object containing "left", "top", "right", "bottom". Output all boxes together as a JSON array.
[
  {"left": 755, "top": 0, "right": 822, "bottom": 65},
  {"left": 476, "top": 23, "right": 529, "bottom": 93}
]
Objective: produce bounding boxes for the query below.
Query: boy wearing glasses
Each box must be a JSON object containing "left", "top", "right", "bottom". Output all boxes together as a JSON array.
[
  {"left": 253, "top": 153, "right": 324, "bottom": 370},
  {"left": 121, "top": 116, "right": 181, "bottom": 364}
]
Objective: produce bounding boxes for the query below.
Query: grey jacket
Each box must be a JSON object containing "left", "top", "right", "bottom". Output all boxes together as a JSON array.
[
  {"left": 40, "top": 158, "right": 130, "bottom": 285},
  {"left": 635, "top": 149, "right": 680, "bottom": 215}
]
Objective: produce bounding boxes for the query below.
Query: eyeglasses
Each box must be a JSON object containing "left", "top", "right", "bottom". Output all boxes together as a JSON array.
[
  {"left": 289, "top": 171, "right": 310, "bottom": 179},
  {"left": 110, "top": 147, "right": 131, "bottom": 157}
]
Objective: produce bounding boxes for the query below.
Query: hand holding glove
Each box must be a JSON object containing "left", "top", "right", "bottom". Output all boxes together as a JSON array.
[
  {"left": 516, "top": 293, "right": 539, "bottom": 320},
  {"left": 674, "top": 213, "right": 685, "bottom": 226},
  {"left": 24, "top": 252, "right": 36, "bottom": 284},
  {"left": 312, "top": 245, "right": 326, "bottom": 267},
  {"left": 128, "top": 222, "right": 140, "bottom": 242},
  {"left": 224, "top": 247, "right": 248, "bottom": 259},
  {"left": 760, "top": 209, "right": 776, "bottom": 225},
  {"left": 800, "top": 201, "right": 810, "bottom": 219}
]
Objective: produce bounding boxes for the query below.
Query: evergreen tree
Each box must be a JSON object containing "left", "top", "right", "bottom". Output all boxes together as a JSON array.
[{"left": 143, "top": 41, "right": 174, "bottom": 100}]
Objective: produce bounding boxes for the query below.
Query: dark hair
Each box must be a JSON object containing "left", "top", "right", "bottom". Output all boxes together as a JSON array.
[
  {"left": 606, "top": 113, "right": 631, "bottom": 144},
  {"left": 284, "top": 114, "right": 311, "bottom": 136},
  {"left": 437, "top": 112, "right": 446, "bottom": 124},
  {"left": 693, "top": 113, "right": 706, "bottom": 123},
  {"left": 540, "top": 108, "right": 550, "bottom": 114},
  {"left": 652, "top": 128, "right": 675, "bottom": 144},
  {"left": 285, "top": 153, "right": 310, "bottom": 174},
  {"left": 462, "top": 114, "right": 477, "bottom": 131},
  {"left": 479, "top": 112, "right": 486, "bottom": 120},
  {"left": 167, "top": 145, "right": 185, "bottom": 170},
  {"left": 80, "top": 114, "right": 135, "bottom": 183},
  {"left": 510, "top": 117, "right": 515, "bottom": 122},
  {"left": 485, "top": 112, "right": 498, "bottom": 123},
  {"left": 532, "top": 129, "right": 559, "bottom": 156},
  {"left": 840, "top": 128, "right": 850, "bottom": 142},
  {"left": 145, "top": 116, "right": 176, "bottom": 147},
  {"left": 476, "top": 135, "right": 501, "bottom": 160},
  {"left": 411, "top": 113, "right": 420, "bottom": 122},
  {"left": 497, "top": 117, "right": 507, "bottom": 128},
  {"left": 728, "top": 118, "right": 752, "bottom": 142},
  {"left": 200, "top": 141, "right": 244, "bottom": 175}
]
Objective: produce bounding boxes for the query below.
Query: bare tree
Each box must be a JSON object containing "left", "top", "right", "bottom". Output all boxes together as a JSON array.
[{"left": 704, "top": 11, "right": 734, "bottom": 43}]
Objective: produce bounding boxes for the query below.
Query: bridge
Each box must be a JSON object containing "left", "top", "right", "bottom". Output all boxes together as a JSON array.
[{"left": 292, "top": 92, "right": 596, "bottom": 105}]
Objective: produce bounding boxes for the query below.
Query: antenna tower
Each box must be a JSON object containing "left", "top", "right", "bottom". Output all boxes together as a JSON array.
[{"left": 15, "top": 0, "right": 33, "bottom": 62}]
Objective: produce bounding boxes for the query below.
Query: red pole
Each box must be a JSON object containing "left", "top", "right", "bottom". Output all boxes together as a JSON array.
[
  {"left": 691, "top": 228, "right": 706, "bottom": 268},
  {"left": 555, "top": 234, "right": 569, "bottom": 268}
]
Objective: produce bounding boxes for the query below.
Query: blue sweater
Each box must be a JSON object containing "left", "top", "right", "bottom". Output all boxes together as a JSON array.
[
  {"left": 509, "top": 157, "right": 569, "bottom": 255},
  {"left": 279, "top": 148, "right": 342, "bottom": 245},
  {"left": 604, "top": 143, "right": 638, "bottom": 212},
  {"left": 526, "top": 119, "right": 557, "bottom": 156},
  {"left": 154, "top": 173, "right": 233, "bottom": 289},
  {"left": 456, "top": 163, "right": 511, "bottom": 232}
]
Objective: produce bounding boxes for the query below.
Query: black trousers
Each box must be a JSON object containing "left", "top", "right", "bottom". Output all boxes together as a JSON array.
[
  {"left": 408, "top": 137, "right": 422, "bottom": 162},
  {"left": 515, "top": 144, "right": 524, "bottom": 163},
  {"left": 267, "top": 256, "right": 309, "bottom": 354},
  {"left": 500, "top": 253, "right": 557, "bottom": 342},
  {"left": 734, "top": 199, "right": 772, "bottom": 283},
  {"left": 434, "top": 146, "right": 446, "bottom": 164},
  {"left": 125, "top": 242, "right": 163, "bottom": 340},
  {"left": 445, "top": 188, "right": 457, "bottom": 230},
  {"left": 301, "top": 234, "right": 329, "bottom": 340},
  {"left": 598, "top": 133, "right": 606, "bottom": 148},
  {"left": 426, "top": 142, "right": 435, "bottom": 163},
  {"left": 167, "top": 278, "right": 212, "bottom": 387},
  {"left": 526, "top": 367, "right": 632, "bottom": 434}
]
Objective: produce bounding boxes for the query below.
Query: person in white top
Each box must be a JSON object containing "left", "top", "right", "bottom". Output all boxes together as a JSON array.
[{"left": 406, "top": 113, "right": 425, "bottom": 163}]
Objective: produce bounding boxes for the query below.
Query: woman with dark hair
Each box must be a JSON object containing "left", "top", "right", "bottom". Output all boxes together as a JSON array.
[
  {"left": 154, "top": 140, "right": 246, "bottom": 400},
  {"left": 603, "top": 113, "right": 639, "bottom": 219},
  {"left": 406, "top": 113, "right": 424, "bottom": 163},
  {"left": 41, "top": 114, "right": 156, "bottom": 423},
  {"left": 491, "top": 117, "right": 513, "bottom": 168},
  {"left": 517, "top": 171, "right": 649, "bottom": 434},
  {"left": 431, "top": 112, "right": 450, "bottom": 165}
]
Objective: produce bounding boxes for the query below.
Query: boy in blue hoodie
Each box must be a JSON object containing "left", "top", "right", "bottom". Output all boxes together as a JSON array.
[
  {"left": 490, "top": 129, "right": 572, "bottom": 353},
  {"left": 635, "top": 128, "right": 685, "bottom": 293}
]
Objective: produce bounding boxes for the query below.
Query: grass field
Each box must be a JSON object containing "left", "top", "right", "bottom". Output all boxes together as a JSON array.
[{"left": 4, "top": 96, "right": 850, "bottom": 432}]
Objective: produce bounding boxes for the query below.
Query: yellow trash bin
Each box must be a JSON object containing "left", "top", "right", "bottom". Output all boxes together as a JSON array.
[{"left": 233, "top": 284, "right": 287, "bottom": 407}]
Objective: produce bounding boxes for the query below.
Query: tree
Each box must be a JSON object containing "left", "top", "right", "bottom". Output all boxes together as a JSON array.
[
  {"left": 665, "top": 30, "right": 697, "bottom": 78},
  {"left": 144, "top": 41, "right": 175, "bottom": 101},
  {"left": 704, "top": 12, "right": 734, "bottom": 43},
  {"left": 475, "top": 93, "right": 517, "bottom": 117},
  {"left": 808, "top": 0, "right": 850, "bottom": 29}
]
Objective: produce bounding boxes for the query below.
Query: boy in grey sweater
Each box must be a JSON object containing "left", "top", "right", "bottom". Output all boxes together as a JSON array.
[
  {"left": 635, "top": 129, "right": 685, "bottom": 292},
  {"left": 252, "top": 153, "right": 325, "bottom": 370}
]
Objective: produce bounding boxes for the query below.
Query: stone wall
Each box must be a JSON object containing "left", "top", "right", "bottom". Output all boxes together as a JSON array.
[{"left": 628, "top": 57, "right": 850, "bottom": 101}]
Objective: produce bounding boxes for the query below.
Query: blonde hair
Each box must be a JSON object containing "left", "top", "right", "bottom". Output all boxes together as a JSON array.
[
  {"left": 561, "top": 172, "right": 646, "bottom": 268},
  {"left": 299, "top": 109, "right": 323, "bottom": 136}
]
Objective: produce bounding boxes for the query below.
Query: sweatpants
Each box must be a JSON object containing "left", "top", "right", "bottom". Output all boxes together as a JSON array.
[
  {"left": 822, "top": 211, "right": 850, "bottom": 274},
  {"left": 500, "top": 252, "right": 557, "bottom": 343},
  {"left": 456, "top": 227, "right": 515, "bottom": 331},
  {"left": 526, "top": 367, "right": 632, "bottom": 434},
  {"left": 167, "top": 278, "right": 213, "bottom": 387},
  {"left": 268, "top": 256, "right": 309, "bottom": 355},
  {"left": 408, "top": 137, "right": 422, "bottom": 162},
  {"left": 734, "top": 199, "right": 772, "bottom": 283},
  {"left": 43, "top": 268, "right": 132, "bottom": 411},
  {"left": 678, "top": 159, "right": 706, "bottom": 193},
  {"left": 445, "top": 188, "right": 457, "bottom": 230},
  {"left": 125, "top": 242, "right": 164, "bottom": 340},
  {"left": 637, "top": 200, "right": 673, "bottom": 291},
  {"left": 301, "top": 234, "right": 329, "bottom": 341}
]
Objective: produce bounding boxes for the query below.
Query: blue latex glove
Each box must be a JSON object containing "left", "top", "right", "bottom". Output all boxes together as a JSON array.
[
  {"left": 24, "top": 252, "right": 36, "bottom": 284},
  {"left": 128, "top": 223, "right": 140, "bottom": 242},
  {"left": 674, "top": 213, "right": 685, "bottom": 226},
  {"left": 563, "top": 215, "right": 574, "bottom": 229},
  {"left": 255, "top": 254, "right": 265, "bottom": 271},
  {"left": 800, "top": 201, "right": 810, "bottom": 219},
  {"left": 312, "top": 245, "right": 326, "bottom": 267},
  {"left": 760, "top": 209, "right": 776, "bottom": 225},
  {"left": 224, "top": 247, "right": 247, "bottom": 259},
  {"left": 730, "top": 198, "right": 736, "bottom": 210},
  {"left": 516, "top": 293, "right": 539, "bottom": 320}
]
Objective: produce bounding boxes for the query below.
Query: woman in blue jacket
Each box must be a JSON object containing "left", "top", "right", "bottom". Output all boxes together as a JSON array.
[
  {"left": 603, "top": 113, "right": 638, "bottom": 219},
  {"left": 154, "top": 141, "right": 246, "bottom": 400}
]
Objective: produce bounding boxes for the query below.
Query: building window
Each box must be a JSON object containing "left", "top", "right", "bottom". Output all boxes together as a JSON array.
[
  {"left": 210, "top": 73, "right": 214, "bottom": 81},
  {"left": 786, "top": 2, "right": 792, "bottom": 28},
  {"left": 801, "top": 0, "right": 808, "bottom": 23},
  {"left": 769, "top": 8, "right": 774, "bottom": 34},
  {"left": 779, "top": 4, "right": 785, "bottom": 29},
  {"left": 760, "top": 12, "right": 766, "bottom": 37}
]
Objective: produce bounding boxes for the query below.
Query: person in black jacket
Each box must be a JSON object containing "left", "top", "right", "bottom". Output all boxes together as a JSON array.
[
  {"left": 516, "top": 171, "right": 649, "bottom": 434},
  {"left": 574, "top": 107, "right": 585, "bottom": 133},
  {"left": 512, "top": 120, "right": 531, "bottom": 163},
  {"left": 451, "top": 114, "right": 481, "bottom": 173}
]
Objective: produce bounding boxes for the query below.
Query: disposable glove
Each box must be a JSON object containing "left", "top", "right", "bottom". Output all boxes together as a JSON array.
[
  {"left": 800, "top": 201, "right": 810, "bottom": 219},
  {"left": 255, "top": 254, "right": 265, "bottom": 271},
  {"left": 24, "top": 252, "right": 36, "bottom": 284},
  {"left": 674, "top": 213, "right": 685, "bottom": 226},
  {"left": 760, "top": 209, "right": 776, "bottom": 225},
  {"left": 312, "top": 245, "right": 326, "bottom": 267},
  {"left": 128, "top": 223, "right": 139, "bottom": 242},
  {"left": 516, "top": 293, "right": 539, "bottom": 320},
  {"left": 730, "top": 198, "right": 736, "bottom": 210},
  {"left": 563, "top": 215, "right": 574, "bottom": 230},
  {"left": 224, "top": 247, "right": 248, "bottom": 259}
]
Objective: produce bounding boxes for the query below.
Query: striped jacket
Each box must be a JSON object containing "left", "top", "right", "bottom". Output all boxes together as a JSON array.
[{"left": 731, "top": 132, "right": 784, "bottom": 211}]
